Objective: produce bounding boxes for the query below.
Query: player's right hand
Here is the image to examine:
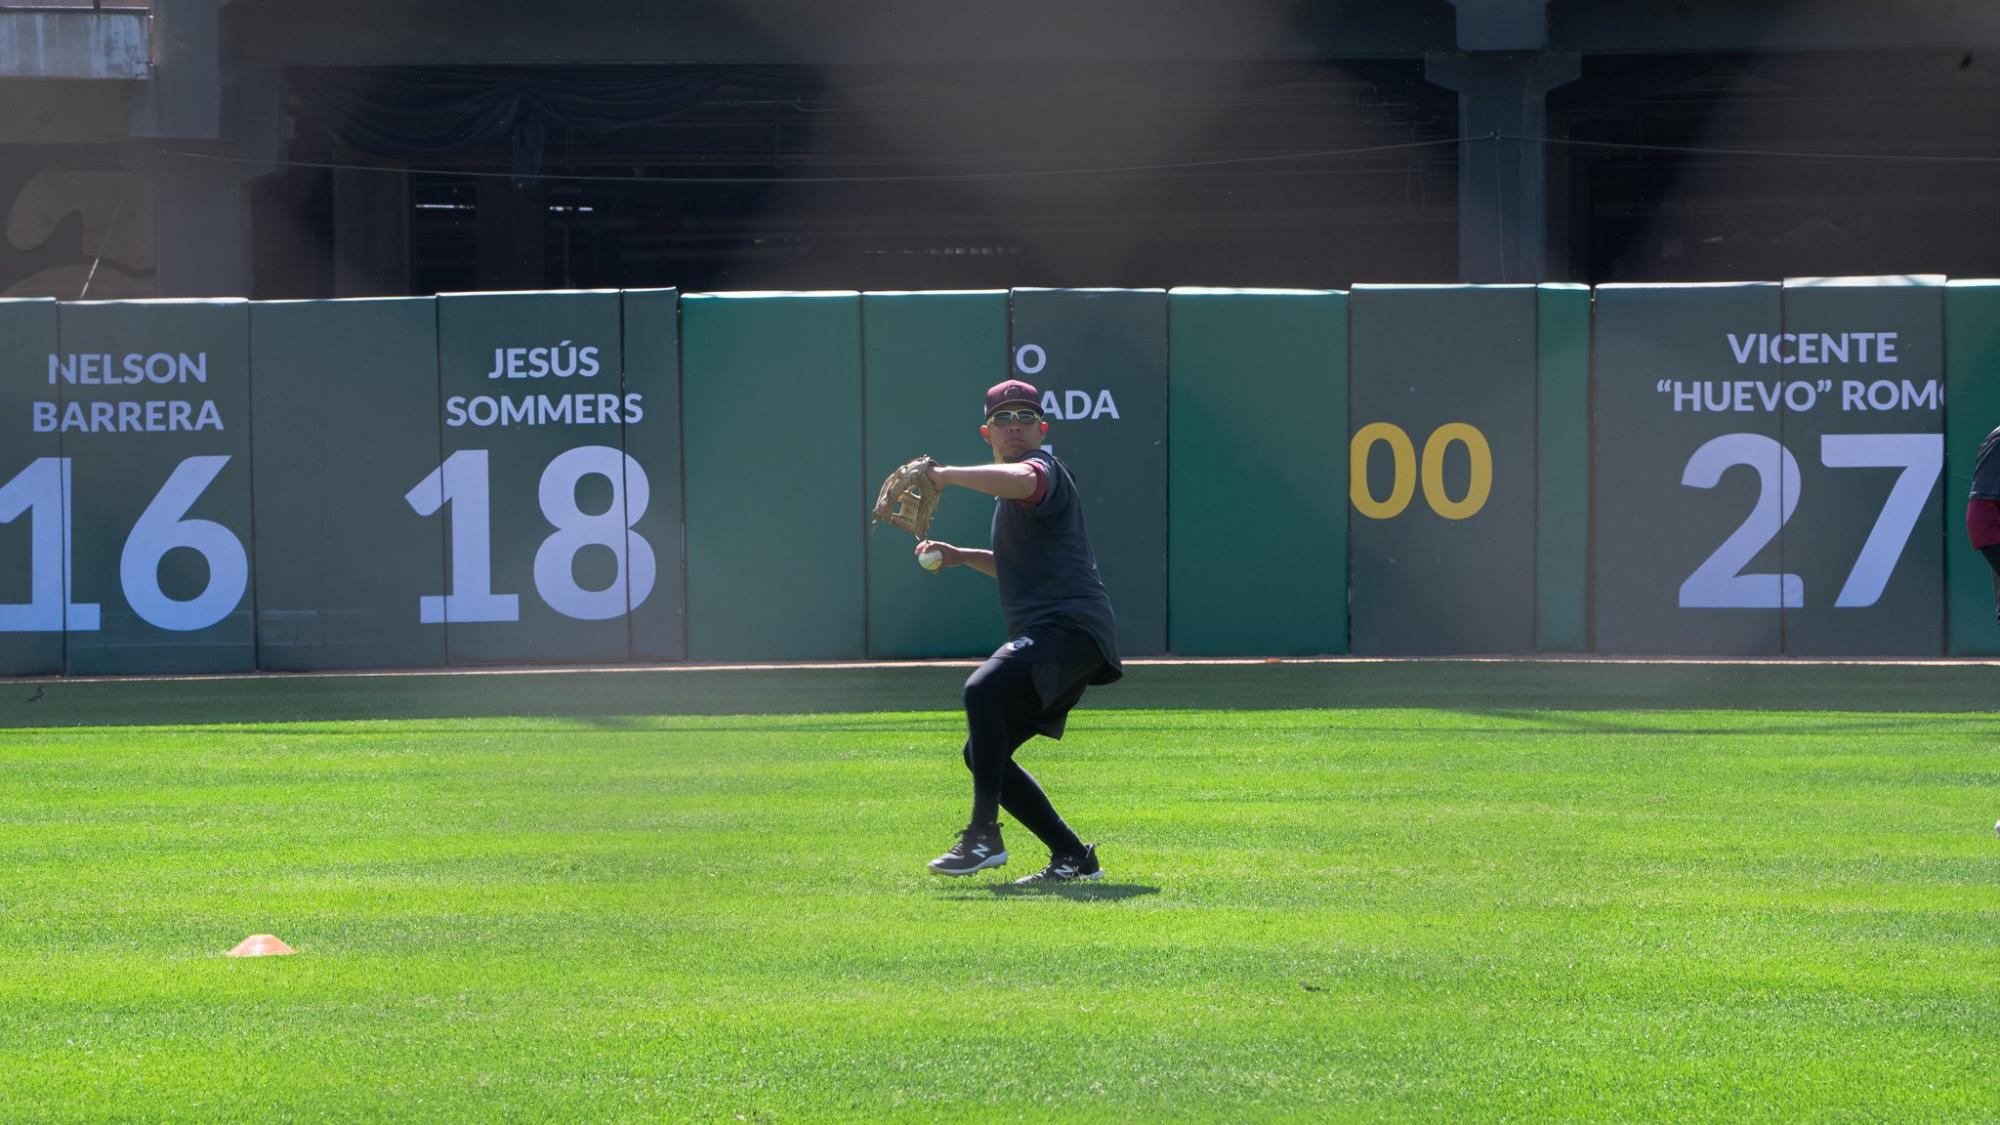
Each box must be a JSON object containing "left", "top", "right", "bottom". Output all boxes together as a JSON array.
[{"left": 915, "top": 540, "right": 960, "bottom": 569}]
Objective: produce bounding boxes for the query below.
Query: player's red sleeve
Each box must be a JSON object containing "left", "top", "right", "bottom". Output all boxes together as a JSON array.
[
  {"left": 1018, "top": 459, "right": 1050, "bottom": 507},
  {"left": 1968, "top": 498, "right": 2000, "bottom": 550}
]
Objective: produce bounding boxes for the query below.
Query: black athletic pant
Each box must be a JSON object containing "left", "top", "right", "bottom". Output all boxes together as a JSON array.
[
  {"left": 1982, "top": 545, "right": 2000, "bottom": 624},
  {"left": 961, "top": 654, "right": 1086, "bottom": 856}
]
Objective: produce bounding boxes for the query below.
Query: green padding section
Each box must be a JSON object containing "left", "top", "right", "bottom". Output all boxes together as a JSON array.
[
  {"left": 1593, "top": 284, "right": 1784, "bottom": 655},
  {"left": 1536, "top": 285, "right": 1591, "bottom": 653},
  {"left": 1167, "top": 289, "right": 1346, "bottom": 655},
  {"left": 1008, "top": 289, "right": 1168, "bottom": 655},
  {"left": 58, "top": 300, "right": 255, "bottom": 675},
  {"left": 683, "top": 294, "right": 864, "bottom": 661},
  {"left": 1779, "top": 278, "right": 1944, "bottom": 656},
  {"left": 1946, "top": 282, "right": 2000, "bottom": 656},
  {"left": 437, "top": 291, "right": 632, "bottom": 664},
  {"left": 0, "top": 299, "right": 62, "bottom": 675},
  {"left": 863, "top": 291, "right": 1010, "bottom": 658},
  {"left": 249, "top": 298, "right": 445, "bottom": 670},
  {"left": 622, "top": 289, "right": 688, "bottom": 661},
  {"left": 1349, "top": 286, "right": 1536, "bottom": 655}
]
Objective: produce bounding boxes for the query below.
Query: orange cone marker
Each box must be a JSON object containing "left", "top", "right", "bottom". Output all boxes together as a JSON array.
[{"left": 226, "top": 934, "right": 296, "bottom": 958}]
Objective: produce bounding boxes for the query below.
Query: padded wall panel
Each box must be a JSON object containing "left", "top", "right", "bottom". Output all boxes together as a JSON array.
[
  {"left": 250, "top": 297, "right": 445, "bottom": 670},
  {"left": 1168, "top": 288, "right": 1347, "bottom": 655},
  {"left": 683, "top": 293, "right": 865, "bottom": 661}
]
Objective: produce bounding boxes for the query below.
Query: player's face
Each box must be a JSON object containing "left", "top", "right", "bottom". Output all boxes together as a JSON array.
[{"left": 981, "top": 406, "right": 1048, "bottom": 462}]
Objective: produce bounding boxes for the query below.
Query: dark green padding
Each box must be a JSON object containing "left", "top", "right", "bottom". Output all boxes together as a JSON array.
[
  {"left": 1779, "top": 278, "right": 1944, "bottom": 656},
  {"left": 1008, "top": 289, "right": 1168, "bottom": 655},
  {"left": 1348, "top": 286, "right": 1536, "bottom": 655},
  {"left": 1167, "top": 288, "right": 1347, "bottom": 655},
  {"left": 249, "top": 298, "right": 446, "bottom": 670},
  {"left": 682, "top": 293, "right": 865, "bottom": 661},
  {"left": 0, "top": 299, "right": 62, "bottom": 675},
  {"left": 1536, "top": 284, "right": 1591, "bottom": 653},
  {"left": 1593, "top": 284, "right": 1785, "bottom": 655},
  {"left": 1945, "top": 281, "right": 2000, "bottom": 656},
  {"left": 862, "top": 291, "right": 1011, "bottom": 659},
  {"left": 57, "top": 299, "right": 255, "bottom": 675},
  {"left": 621, "top": 289, "right": 688, "bottom": 661},
  {"left": 437, "top": 290, "right": 632, "bottom": 664}
]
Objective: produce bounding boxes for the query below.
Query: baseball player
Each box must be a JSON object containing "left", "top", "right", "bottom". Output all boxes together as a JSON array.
[
  {"left": 1970, "top": 423, "right": 2000, "bottom": 625},
  {"left": 913, "top": 378, "right": 1122, "bottom": 883}
]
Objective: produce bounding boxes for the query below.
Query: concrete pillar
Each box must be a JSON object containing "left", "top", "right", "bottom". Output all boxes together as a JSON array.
[
  {"left": 132, "top": 145, "right": 268, "bottom": 298},
  {"left": 1426, "top": 51, "right": 1578, "bottom": 283},
  {"left": 128, "top": 15, "right": 287, "bottom": 301}
]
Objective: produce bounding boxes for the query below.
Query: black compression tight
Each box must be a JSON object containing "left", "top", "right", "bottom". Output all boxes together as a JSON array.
[{"left": 961, "top": 656, "right": 1084, "bottom": 856}]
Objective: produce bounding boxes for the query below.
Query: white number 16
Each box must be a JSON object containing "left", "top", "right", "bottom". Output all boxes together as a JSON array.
[{"left": 0, "top": 455, "right": 246, "bottom": 633}]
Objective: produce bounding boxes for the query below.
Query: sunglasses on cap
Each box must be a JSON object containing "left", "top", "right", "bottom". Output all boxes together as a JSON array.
[{"left": 986, "top": 409, "right": 1043, "bottom": 426}]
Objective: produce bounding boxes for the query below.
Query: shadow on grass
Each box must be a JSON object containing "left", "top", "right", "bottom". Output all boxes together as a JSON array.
[
  {"left": 6, "top": 662, "right": 1998, "bottom": 729},
  {"left": 25, "top": 715, "right": 2000, "bottom": 741},
  {"left": 935, "top": 882, "right": 1161, "bottom": 902}
]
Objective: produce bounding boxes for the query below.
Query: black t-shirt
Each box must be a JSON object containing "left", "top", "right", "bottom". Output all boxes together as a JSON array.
[
  {"left": 1973, "top": 425, "right": 2000, "bottom": 500},
  {"left": 990, "top": 450, "right": 1122, "bottom": 683}
]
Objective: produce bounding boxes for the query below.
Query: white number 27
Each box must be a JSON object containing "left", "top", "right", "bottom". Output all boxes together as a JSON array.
[{"left": 1679, "top": 432, "right": 1942, "bottom": 610}]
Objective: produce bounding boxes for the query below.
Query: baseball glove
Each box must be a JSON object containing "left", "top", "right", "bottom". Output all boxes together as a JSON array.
[{"left": 872, "top": 455, "right": 941, "bottom": 538}]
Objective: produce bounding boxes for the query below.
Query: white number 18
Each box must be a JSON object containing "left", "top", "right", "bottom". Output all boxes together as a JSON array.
[{"left": 405, "top": 445, "right": 655, "bottom": 624}]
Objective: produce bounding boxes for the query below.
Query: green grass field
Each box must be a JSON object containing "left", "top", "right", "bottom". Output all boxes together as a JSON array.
[{"left": 2, "top": 664, "right": 1997, "bottom": 1122}]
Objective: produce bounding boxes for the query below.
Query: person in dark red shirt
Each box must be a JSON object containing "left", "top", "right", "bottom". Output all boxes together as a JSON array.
[
  {"left": 1971, "top": 425, "right": 2000, "bottom": 625},
  {"left": 911, "top": 379, "right": 1122, "bottom": 883}
]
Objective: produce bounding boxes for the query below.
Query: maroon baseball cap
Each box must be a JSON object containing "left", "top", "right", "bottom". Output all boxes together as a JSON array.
[{"left": 985, "top": 379, "right": 1040, "bottom": 416}]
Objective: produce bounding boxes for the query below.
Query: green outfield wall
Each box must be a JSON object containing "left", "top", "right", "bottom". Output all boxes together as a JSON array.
[
  {"left": 57, "top": 299, "right": 256, "bottom": 675},
  {"left": 1536, "top": 284, "right": 1592, "bottom": 653},
  {"left": 2, "top": 280, "right": 1997, "bottom": 674},
  {"left": 682, "top": 292, "right": 865, "bottom": 662},
  {"left": 1594, "top": 283, "right": 1788, "bottom": 655},
  {"left": 435, "top": 290, "right": 635, "bottom": 664},
  {"left": 1167, "top": 288, "right": 1347, "bottom": 656},
  {"left": 0, "top": 299, "right": 61, "bottom": 676},
  {"left": 1349, "top": 285, "right": 1538, "bottom": 655},
  {"left": 862, "top": 290, "right": 1011, "bottom": 659},
  {"left": 1946, "top": 281, "right": 2000, "bottom": 657},
  {"left": 1777, "top": 277, "right": 1946, "bottom": 657},
  {"left": 1010, "top": 289, "right": 1170, "bottom": 655},
  {"left": 621, "top": 288, "right": 689, "bottom": 663},
  {"left": 250, "top": 297, "right": 445, "bottom": 671}
]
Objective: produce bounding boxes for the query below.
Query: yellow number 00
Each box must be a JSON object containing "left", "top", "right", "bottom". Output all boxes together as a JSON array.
[
  {"left": 1349, "top": 423, "right": 1417, "bottom": 519},
  {"left": 1350, "top": 422, "right": 1493, "bottom": 520}
]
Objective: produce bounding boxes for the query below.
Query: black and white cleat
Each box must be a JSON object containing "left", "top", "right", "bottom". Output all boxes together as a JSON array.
[
  {"left": 1013, "top": 843, "right": 1103, "bottom": 885},
  {"left": 928, "top": 822, "right": 1007, "bottom": 876}
]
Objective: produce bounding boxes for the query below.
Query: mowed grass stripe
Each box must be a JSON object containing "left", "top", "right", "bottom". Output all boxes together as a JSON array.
[{"left": 1, "top": 708, "right": 1996, "bottom": 1122}]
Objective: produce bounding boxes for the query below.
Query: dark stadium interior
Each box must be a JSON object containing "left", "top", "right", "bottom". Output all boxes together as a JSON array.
[
  {"left": 241, "top": 50, "right": 2000, "bottom": 298},
  {"left": 4, "top": 0, "right": 1998, "bottom": 299}
]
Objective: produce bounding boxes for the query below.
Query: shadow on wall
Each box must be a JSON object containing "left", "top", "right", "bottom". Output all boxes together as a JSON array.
[{"left": 1, "top": 169, "right": 157, "bottom": 299}]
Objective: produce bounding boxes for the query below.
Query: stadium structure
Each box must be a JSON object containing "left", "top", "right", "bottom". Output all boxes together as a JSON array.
[{"left": 2, "top": 0, "right": 1997, "bottom": 299}]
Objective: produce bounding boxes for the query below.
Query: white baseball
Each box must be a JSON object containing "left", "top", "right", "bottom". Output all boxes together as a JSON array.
[{"left": 918, "top": 549, "right": 943, "bottom": 571}]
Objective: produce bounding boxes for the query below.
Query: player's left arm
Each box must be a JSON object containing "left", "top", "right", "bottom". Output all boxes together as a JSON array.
[{"left": 931, "top": 462, "right": 1038, "bottom": 500}]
